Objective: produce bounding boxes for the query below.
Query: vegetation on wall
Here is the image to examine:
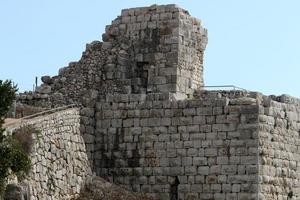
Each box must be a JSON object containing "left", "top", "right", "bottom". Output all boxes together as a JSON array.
[
  {"left": 0, "top": 80, "right": 32, "bottom": 198},
  {"left": 0, "top": 80, "right": 17, "bottom": 137}
]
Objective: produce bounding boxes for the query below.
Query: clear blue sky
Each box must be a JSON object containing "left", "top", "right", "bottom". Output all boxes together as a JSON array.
[{"left": 1, "top": 0, "right": 300, "bottom": 97}]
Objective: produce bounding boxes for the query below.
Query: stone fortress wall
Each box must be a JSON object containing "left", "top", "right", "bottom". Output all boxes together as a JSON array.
[
  {"left": 93, "top": 90, "right": 300, "bottom": 200},
  {"left": 94, "top": 90, "right": 260, "bottom": 200},
  {"left": 10, "top": 4, "right": 300, "bottom": 200},
  {"left": 6, "top": 108, "right": 92, "bottom": 200},
  {"left": 258, "top": 96, "right": 300, "bottom": 200}
]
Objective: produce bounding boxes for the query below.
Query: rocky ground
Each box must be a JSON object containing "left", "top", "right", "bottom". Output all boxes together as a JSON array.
[{"left": 74, "top": 176, "right": 156, "bottom": 200}]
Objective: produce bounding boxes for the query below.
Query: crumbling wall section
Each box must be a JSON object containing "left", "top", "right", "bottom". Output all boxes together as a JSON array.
[
  {"left": 16, "top": 43, "right": 108, "bottom": 109},
  {"left": 16, "top": 4, "right": 207, "bottom": 114}
]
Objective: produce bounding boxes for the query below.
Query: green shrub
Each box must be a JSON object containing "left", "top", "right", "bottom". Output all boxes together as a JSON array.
[
  {"left": 0, "top": 134, "right": 31, "bottom": 197},
  {"left": 0, "top": 80, "right": 17, "bottom": 141},
  {"left": 0, "top": 124, "right": 39, "bottom": 197},
  {"left": 0, "top": 80, "right": 33, "bottom": 199},
  {"left": 12, "top": 125, "right": 36, "bottom": 155}
]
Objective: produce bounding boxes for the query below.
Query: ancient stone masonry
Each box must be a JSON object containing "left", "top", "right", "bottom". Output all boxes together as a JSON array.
[
  {"left": 6, "top": 108, "right": 92, "bottom": 200},
  {"left": 258, "top": 95, "right": 300, "bottom": 200},
  {"left": 10, "top": 4, "right": 300, "bottom": 200},
  {"left": 94, "top": 90, "right": 260, "bottom": 200},
  {"left": 17, "top": 4, "right": 207, "bottom": 110}
]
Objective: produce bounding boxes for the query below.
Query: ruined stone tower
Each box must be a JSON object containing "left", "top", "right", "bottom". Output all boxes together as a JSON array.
[
  {"left": 101, "top": 4, "right": 207, "bottom": 97},
  {"left": 18, "top": 4, "right": 207, "bottom": 109},
  {"left": 12, "top": 4, "right": 300, "bottom": 200}
]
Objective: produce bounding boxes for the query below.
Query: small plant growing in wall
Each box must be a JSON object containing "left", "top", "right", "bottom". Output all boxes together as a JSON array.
[
  {"left": 0, "top": 80, "right": 32, "bottom": 198},
  {"left": 287, "top": 191, "right": 293, "bottom": 199}
]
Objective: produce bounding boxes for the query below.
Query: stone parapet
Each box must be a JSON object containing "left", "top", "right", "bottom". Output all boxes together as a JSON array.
[{"left": 6, "top": 108, "right": 92, "bottom": 200}]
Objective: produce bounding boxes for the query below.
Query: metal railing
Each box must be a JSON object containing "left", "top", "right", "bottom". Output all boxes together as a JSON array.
[{"left": 200, "top": 85, "right": 249, "bottom": 91}]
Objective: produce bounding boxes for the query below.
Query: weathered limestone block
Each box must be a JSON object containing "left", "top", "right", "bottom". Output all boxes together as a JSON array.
[
  {"left": 41, "top": 75, "right": 53, "bottom": 84},
  {"left": 36, "top": 85, "right": 51, "bottom": 94}
]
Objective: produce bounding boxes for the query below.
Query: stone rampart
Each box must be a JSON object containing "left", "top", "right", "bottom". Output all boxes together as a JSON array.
[
  {"left": 92, "top": 90, "right": 260, "bottom": 200},
  {"left": 258, "top": 95, "right": 300, "bottom": 199},
  {"left": 9, "top": 4, "right": 300, "bottom": 200},
  {"left": 6, "top": 108, "right": 92, "bottom": 200}
]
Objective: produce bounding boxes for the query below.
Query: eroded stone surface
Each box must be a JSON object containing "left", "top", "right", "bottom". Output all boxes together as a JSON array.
[
  {"left": 6, "top": 108, "right": 92, "bottom": 200},
  {"left": 16, "top": 4, "right": 207, "bottom": 111},
  {"left": 6, "top": 4, "right": 300, "bottom": 200}
]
